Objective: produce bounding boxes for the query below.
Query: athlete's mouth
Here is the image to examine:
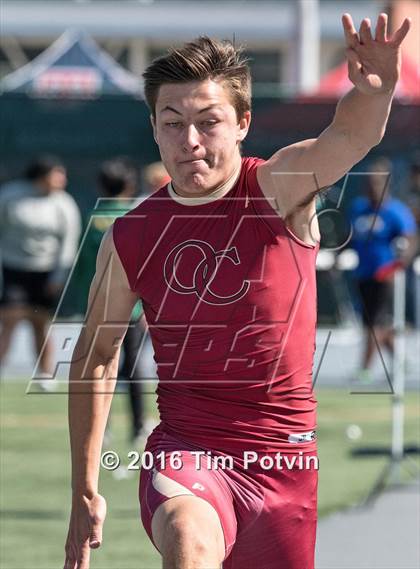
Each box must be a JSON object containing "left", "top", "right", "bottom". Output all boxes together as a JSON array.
[{"left": 180, "top": 158, "right": 210, "bottom": 165}]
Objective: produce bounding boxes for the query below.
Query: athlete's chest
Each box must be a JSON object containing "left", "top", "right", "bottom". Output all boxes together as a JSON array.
[{"left": 135, "top": 211, "right": 303, "bottom": 324}]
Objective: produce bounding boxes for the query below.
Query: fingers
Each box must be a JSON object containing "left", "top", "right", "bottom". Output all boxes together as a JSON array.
[
  {"left": 64, "top": 542, "right": 90, "bottom": 569},
  {"left": 85, "top": 493, "right": 106, "bottom": 548},
  {"left": 390, "top": 17, "right": 411, "bottom": 46},
  {"left": 64, "top": 540, "right": 78, "bottom": 569},
  {"left": 345, "top": 48, "right": 361, "bottom": 67},
  {"left": 64, "top": 496, "right": 106, "bottom": 569},
  {"left": 359, "top": 18, "right": 373, "bottom": 45},
  {"left": 345, "top": 48, "right": 362, "bottom": 84},
  {"left": 64, "top": 552, "right": 77, "bottom": 569},
  {"left": 342, "top": 13, "right": 359, "bottom": 48},
  {"left": 77, "top": 543, "right": 91, "bottom": 569},
  {"left": 89, "top": 520, "right": 103, "bottom": 549},
  {"left": 375, "top": 13, "right": 388, "bottom": 42},
  {"left": 343, "top": 13, "right": 409, "bottom": 48}
]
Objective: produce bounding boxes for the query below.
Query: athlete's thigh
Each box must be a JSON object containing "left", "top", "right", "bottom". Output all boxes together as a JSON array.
[
  {"left": 139, "top": 443, "right": 238, "bottom": 560},
  {"left": 151, "top": 493, "right": 225, "bottom": 561},
  {"left": 223, "top": 462, "right": 318, "bottom": 569}
]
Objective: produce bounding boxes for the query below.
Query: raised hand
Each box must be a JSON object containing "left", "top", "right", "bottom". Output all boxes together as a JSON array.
[{"left": 342, "top": 13, "right": 411, "bottom": 95}]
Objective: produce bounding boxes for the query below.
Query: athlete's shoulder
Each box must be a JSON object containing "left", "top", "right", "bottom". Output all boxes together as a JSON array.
[
  {"left": 111, "top": 189, "right": 170, "bottom": 283},
  {"left": 238, "top": 156, "right": 267, "bottom": 192},
  {"left": 241, "top": 156, "right": 267, "bottom": 172}
]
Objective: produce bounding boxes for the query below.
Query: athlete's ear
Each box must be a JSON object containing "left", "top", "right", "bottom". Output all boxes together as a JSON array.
[
  {"left": 150, "top": 114, "right": 158, "bottom": 144},
  {"left": 237, "top": 111, "right": 251, "bottom": 143}
]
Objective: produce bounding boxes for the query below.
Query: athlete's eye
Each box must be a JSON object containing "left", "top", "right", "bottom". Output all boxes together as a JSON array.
[
  {"left": 166, "top": 122, "right": 182, "bottom": 128},
  {"left": 201, "top": 120, "right": 219, "bottom": 127}
]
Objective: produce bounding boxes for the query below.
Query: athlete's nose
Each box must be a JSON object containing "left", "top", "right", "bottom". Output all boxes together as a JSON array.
[{"left": 182, "top": 124, "right": 201, "bottom": 153}]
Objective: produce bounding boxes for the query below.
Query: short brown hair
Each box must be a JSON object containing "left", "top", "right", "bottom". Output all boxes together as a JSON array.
[{"left": 143, "top": 36, "right": 251, "bottom": 120}]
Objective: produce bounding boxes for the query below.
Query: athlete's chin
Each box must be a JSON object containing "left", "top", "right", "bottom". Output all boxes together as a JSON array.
[
  {"left": 179, "top": 172, "right": 214, "bottom": 191},
  {"left": 179, "top": 160, "right": 210, "bottom": 175},
  {"left": 185, "top": 178, "right": 210, "bottom": 194}
]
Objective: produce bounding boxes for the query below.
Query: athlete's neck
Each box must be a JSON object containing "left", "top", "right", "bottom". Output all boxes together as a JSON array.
[{"left": 168, "top": 156, "right": 242, "bottom": 206}]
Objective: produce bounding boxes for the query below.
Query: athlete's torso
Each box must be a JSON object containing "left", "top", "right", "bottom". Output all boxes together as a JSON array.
[{"left": 114, "top": 157, "right": 319, "bottom": 454}]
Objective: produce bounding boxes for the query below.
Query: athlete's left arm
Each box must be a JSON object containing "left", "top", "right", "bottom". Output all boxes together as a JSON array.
[{"left": 257, "top": 13, "right": 411, "bottom": 218}]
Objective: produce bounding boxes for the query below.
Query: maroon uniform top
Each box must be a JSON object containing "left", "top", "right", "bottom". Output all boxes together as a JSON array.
[{"left": 114, "top": 157, "right": 319, "bottom": 454}]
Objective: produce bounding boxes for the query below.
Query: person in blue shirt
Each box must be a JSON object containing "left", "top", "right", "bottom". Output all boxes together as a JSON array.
[{"left": 349, "top": 157, "right": 417, "bottom": 381}]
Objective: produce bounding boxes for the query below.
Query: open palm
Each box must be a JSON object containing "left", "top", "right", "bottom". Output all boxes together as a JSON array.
[{"left": 342, "top": 13, "right": 411, "bottom": 95}]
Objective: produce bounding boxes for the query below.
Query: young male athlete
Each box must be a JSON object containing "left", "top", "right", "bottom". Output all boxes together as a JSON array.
[{"left": 64, "top": 13, "right": 410, "bottom": 569}]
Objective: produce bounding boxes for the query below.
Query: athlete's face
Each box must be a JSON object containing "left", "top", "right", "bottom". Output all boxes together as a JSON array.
[{"left": 151, "top": 79, "right": 251, "bottom": 196}]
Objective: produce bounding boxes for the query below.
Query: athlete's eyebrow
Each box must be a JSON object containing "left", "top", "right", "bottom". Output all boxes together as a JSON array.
[
  {"left": 161, "top": 105, "right": 182, "bottom": 115},
  {"left": 161, "top": 104, "right": 223, "bottom": 115},
  {"left": 196, "top": 104, "right": 223, "bottom": 114}
]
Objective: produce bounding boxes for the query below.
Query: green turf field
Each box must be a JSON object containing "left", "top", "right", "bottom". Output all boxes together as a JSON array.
[{"left": 0, "top": 381, "right": 419, "bottom": 568}]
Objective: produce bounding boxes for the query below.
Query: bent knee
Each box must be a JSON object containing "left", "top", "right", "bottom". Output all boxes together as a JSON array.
[{"left": 152, "top": 496, "right": 225, "bottom": 562}]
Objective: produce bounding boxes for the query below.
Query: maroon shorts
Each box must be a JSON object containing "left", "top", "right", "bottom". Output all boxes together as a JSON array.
[{"left": 139, "top": 428, "right": 318, "bottom": 569}]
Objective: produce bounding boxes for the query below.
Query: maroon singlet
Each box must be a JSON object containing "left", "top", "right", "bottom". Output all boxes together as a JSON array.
[{"left": 113, "top": 156, "right": 319, "bottom": 456}]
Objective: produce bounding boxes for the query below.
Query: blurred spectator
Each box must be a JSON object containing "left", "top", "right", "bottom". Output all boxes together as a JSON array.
[
  {"left": 349, "top": 157, "right": 417, "bottom": 382},
  {"left": 74, "top": 157, "right": 152, "bottom": 446},
  {"left": 142, "top": 160, "right": 171, "bottom": 194},
  {"left": 406, "top": 153, "right": 420, "bottom": 239},
  {"left": 405, "top": 154, "right": 420, "bottom": 326},
  {"left": 0, "top": 155, "right": 81, "bottom": 389}
]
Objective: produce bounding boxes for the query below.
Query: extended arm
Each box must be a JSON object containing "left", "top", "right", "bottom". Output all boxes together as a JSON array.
[
  {"left": 64, "top": 226, "right": 138, "bottom": 569},
  {"left": 257, "top": 13, "right": 411, "bottom": 218}
]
